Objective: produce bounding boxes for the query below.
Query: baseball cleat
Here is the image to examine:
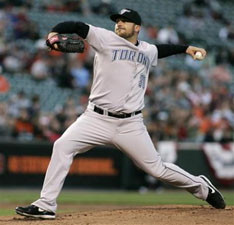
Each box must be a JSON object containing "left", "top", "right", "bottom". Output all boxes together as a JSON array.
[
  {"left": 200, "top": 175, "right": 226, "bottom": 209},
  {"left": 15, "top": 205, "right": 55, "bottom": 219}
]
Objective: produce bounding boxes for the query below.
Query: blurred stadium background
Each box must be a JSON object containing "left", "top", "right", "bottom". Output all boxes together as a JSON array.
[{"left": 0, "top": 0, "right": 233, "bottom": 192}]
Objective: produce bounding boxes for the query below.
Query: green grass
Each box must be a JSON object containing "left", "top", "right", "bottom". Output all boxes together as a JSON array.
[
  {"left": 0, "top": 189, "right": 233, "bottom": 216},
  {"left": 0, "top": 209, "right": 14, "bottom": 216}
]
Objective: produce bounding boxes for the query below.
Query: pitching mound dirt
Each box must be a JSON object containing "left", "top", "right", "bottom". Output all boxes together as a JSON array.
[{"left": 1, "top": 205, "right": 233, "bottom": 225}]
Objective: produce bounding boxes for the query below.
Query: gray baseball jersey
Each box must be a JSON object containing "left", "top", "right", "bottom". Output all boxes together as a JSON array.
[
  {"left": 32, "top": 24, "right": 210, "bottom": 213},
  {"left": 87, "top": 25, "right": 157, "bottom": 113}
]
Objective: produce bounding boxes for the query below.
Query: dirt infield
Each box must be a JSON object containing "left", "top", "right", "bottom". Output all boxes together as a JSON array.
[{"left": 1, "top": 204, "right": 234, "bottom": 225}]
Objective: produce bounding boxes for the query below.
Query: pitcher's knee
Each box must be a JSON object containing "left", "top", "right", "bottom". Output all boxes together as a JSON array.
[
  {"left": 53, "top": 137, "right": 65, "bottom": 151},
  {"left": 144, "top": 164, "right": 166, "bottom": 179},
  {"left": 52, "top": 137, "right": 75, "bottom": 155},
  {"left": 53, "top": 136, "right": 91, "bottom": 155}
]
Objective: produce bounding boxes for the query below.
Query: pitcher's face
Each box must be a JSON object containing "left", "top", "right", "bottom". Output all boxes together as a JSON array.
[{"left": 115, "top": 18, "right": 139, "bottom": 39}]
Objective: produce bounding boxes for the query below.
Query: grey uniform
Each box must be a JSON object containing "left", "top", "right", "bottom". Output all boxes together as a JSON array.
[
  {"left": 88, "top": 25, "right": 157, "bottom": 112},
  {"left": 33, "top": 25, "right": 209, "bottom": 213}
]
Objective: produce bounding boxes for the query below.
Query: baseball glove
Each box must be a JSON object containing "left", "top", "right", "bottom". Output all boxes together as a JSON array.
[{"left": 46, "top": 33, "right": 85, "bottom": 53}]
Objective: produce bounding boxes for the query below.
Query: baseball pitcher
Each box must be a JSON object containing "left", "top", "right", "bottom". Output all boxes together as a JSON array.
[{"left": 16, "top": 8, "right": 225, "bottom": 219}]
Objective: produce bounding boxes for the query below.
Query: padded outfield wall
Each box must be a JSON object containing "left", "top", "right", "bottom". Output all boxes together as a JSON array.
[{"left": 0, "top": 140, "right": 233, "bottom": 189}]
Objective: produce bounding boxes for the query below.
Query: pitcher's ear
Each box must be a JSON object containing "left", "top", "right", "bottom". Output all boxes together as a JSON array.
[{"left": 135, "top": 25, "right": 141, "bottom": 33}]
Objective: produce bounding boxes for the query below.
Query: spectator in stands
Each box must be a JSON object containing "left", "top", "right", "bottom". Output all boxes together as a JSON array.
[
  {"left": 30, "top": 53, "right": 51, "bottom": 81},
  {"left": 12, "top": 108, "right": 34, "bottom": 140},
  {"left": 44, "top": 116, "right": 62, "bottom": 142},
  {"left": 157, "top": 25, "right": 179, "bottom": 44},
  {"left": 69, "top": 59, "right": 90, "bottom": 91},
  {"left": 28, "top": 95, "right": 40, "bottom": 118},
  {"left": 212, "top": 116, "right": 232, "bottom": 143},
  {"left": 49, "top": 54, "right": 74, "bottom": 88},
  {"left": 13, "top": 11, "right": 39, "bottom": 40},
  {"left": 200, "top": 87, "right": 212, "bottom": 106},
  {"left": 37, "top": 112, "right": 52, "bottom": 139},
  {"left": 3, "top": 52, "right": 23, "bottom": 73},
  {"left": 8, "top": 91, "right": 31, "bottom": 118},
  {"left": 63, "top": 97, "right": 78, "bottom": 118},
  {"left": 2, "top": 44, "right": 32, "bottom": 73},
  {"left": 0, "top": 102, "right": 10, "bottom": 137},
  {"left": 62, "top": 97, "right": 80, "bottom": 129},
  {"left": 146, "top": 24, "right": 158, "bottom": 40},
  {"left": 219, "top": 124, "right": 234, "bottom": 143},
  {"left": 219, "top": 23, "right": 234, "bottom": 41},
  {"left": 197, "top": 110, "right": 213, "bottom": 142},
  {"left": 212, "top": 100, "right": 234, "bottom": 130}
]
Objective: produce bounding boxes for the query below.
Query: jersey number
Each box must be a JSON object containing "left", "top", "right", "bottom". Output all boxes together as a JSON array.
[{"left": 139, "top": 74, "right": 146, "bottom": 89}]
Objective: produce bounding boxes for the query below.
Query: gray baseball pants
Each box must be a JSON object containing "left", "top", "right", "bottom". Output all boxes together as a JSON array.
[{"left": 33, "top": 106, "right": 208, "bottom": 213}]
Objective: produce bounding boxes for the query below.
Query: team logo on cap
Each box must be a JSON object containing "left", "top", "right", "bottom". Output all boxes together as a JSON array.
[{"left": 120, "top": 9, "right": 131, "bottom": 14}]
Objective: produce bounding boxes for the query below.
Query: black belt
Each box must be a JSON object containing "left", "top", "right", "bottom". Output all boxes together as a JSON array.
[{"left": 94, "top": 105, "right": 141, "bottom": 119}]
